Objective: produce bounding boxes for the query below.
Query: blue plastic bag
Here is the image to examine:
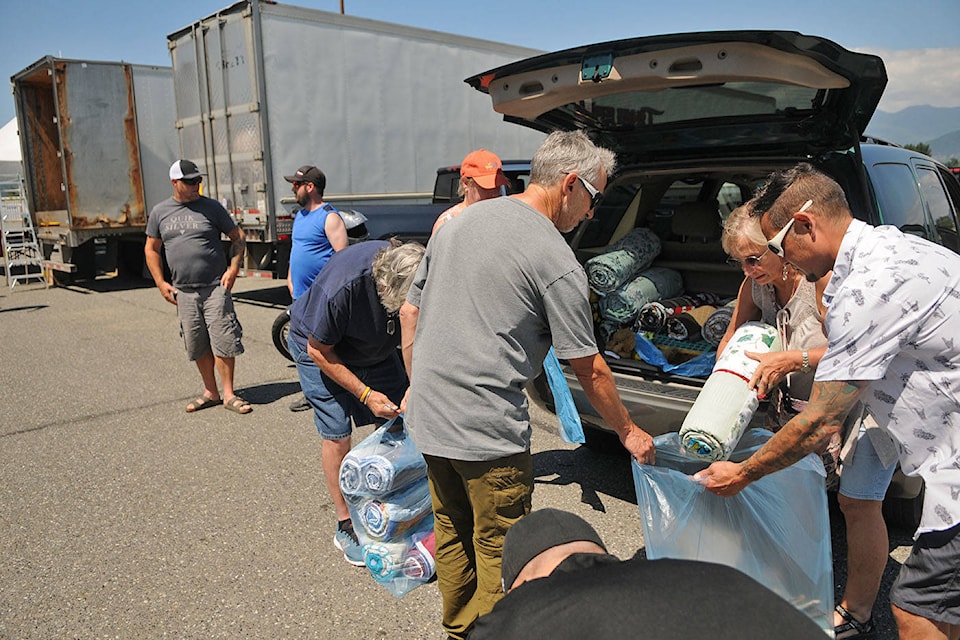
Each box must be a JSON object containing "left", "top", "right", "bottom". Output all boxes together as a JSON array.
[
  {"left": 632, "top": 429, "right": 833, "bottom": 634},
  {"left": 543, "top": 347, "right": 585, "bottom": 444},
  {"left": 634, "top": 333, "right": 715, "bottom": 377},
  {"left": 339, "top": 416, "right": 436, "bottom": 598}
]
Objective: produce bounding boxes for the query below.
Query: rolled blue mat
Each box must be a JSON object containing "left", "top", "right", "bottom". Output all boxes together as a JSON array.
[
  {"left": 339, "top": 455, "right": 364, "bottom": 496},
  {"left": 598, "top": 267, "right": 683, "bottom": 325},
  {"left": 358, "top": 479, "right": 433, "bottom": 540},
  {"left": 585, "top": 228, "right": 661, "bottom": 294}
]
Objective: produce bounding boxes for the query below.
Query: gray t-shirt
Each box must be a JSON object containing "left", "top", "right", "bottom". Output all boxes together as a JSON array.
[
  {"left": 145, "top": 196, "right": 237, "bottom": 288},
  {"left": 406, "top": 197, "right": 598, "bottom": 461}
]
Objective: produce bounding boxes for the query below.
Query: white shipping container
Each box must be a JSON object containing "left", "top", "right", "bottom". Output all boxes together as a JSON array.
[{"left": 167, "top": 0, "right": 545, "bottom": 270}]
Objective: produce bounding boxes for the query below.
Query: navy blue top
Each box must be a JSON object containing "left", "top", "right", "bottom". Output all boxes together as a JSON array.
[{"left": 289, "top": 240, "right": 398, "bottom": 367}]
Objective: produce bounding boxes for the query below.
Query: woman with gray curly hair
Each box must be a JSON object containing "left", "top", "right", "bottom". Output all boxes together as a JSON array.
[
  {"left": 372, "top": 239, "right": 426, "bottom": 314},
  {"left": 287, "top": 238, "right": 424, "bottom": 567}
]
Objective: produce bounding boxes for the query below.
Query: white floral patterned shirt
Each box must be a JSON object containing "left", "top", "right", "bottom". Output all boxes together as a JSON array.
[{"left": 816, "top": 219, "right": 960, "bottom": 535}]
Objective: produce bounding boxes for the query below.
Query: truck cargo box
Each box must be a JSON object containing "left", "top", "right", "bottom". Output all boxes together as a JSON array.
[{"left": 167, "top": 0, "right": 545, "bottom": 274}]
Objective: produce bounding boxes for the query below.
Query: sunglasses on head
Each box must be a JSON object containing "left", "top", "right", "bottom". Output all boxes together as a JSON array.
[
  {"left": 180, "top": 176, "right": 202, "bottom": 186},
  {"left": 767, "top": 199, "right": 812, "bottom": 257}
]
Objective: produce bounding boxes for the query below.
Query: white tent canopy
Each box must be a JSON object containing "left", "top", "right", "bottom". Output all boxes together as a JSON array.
[{"left": 0, "top": 118, "right": 22, "bottom": 162}]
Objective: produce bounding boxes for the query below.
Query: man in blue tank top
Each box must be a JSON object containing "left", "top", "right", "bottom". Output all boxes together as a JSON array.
[{"left": 284, "top": 165, "right": 348, "bottom": 411}]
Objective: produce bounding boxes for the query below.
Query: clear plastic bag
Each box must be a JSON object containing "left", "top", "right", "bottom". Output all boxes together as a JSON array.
[
  {"left": 339, "top": 417, "right": 436, "bottom": 597},
  {"left": 632, "top": 429, "right": 833, "bottom": 635}
]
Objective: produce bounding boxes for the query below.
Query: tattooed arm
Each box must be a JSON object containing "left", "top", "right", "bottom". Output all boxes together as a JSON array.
[{"left": 695, "top": 379, "right": 866, "bottom": 496}]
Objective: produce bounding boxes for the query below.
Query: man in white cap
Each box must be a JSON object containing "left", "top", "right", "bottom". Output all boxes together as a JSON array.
[{"left": 145, "top": 159, "right": 251, "bottom": 415}]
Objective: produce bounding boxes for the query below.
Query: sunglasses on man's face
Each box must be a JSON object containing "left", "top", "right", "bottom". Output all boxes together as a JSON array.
[
  {"left": 180, "top": 176, "right": 202, "bottom": 186},
  {"left": 766, "top": 199, "right": 812, "bottom": 257},
  {"left": 565, "top": 172, "right": 604, "bottom": 210}
]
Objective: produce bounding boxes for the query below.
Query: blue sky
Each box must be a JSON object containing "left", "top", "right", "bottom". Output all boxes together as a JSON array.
[{"left": 2, "top": 0, "right": 959, "bottom": 126}]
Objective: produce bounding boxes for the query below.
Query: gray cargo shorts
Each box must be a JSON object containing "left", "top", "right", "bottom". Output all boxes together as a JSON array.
[{"left": 176, "top": 284, "right": 244, "bottom": 361}]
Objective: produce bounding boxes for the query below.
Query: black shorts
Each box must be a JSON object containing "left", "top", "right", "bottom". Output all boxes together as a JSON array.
[{"left": 889, "top": 521, "right": 960, "bottom": 626}]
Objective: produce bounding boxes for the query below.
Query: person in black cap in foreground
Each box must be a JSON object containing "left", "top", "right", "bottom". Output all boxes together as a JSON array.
[{"left": 469, "top": 508, "right": 823, "bottom": 639}]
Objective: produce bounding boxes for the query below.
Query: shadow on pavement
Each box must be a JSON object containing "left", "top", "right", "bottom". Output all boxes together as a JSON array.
[
  {"left": 240, "top": 380, "right": 301, "bottom": 405},
  {"left": 51, "top": 274, "right": 156, "bottom": 294},
  {"left": 0, "top": 304, "right": 49, "bottom": 313},
  {"left": 533, "top": 444, "right": 636, "bottom": 511},
  {"left": 233, "top": 285, "right": 291, "bottom": 308}
]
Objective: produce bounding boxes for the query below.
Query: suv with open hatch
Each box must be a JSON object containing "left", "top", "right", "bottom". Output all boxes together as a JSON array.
[{"left": 466, "top": 30, "right": 960, "bottom": 529}]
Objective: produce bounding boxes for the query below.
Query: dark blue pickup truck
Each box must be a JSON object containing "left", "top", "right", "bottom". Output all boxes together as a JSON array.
[{"left": 349, "top": 160, "right": 532, "bottom": 244}]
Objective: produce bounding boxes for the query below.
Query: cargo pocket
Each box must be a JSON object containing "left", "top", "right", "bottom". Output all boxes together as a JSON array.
[{"left": 486, "top": 465, "right": 532, "bottom": 527}]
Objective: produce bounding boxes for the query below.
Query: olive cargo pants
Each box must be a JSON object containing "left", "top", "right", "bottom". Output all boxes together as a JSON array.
[{"left": 423, "top": 451, "right": 533, "bottom": 640}]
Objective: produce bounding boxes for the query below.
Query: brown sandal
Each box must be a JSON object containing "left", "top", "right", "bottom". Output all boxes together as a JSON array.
[
  {"left": 224, "top": 396, "right": 252, "bottom": 414},
  {"left": 185, "top": 396, "right": 222, "bottom": 413}
]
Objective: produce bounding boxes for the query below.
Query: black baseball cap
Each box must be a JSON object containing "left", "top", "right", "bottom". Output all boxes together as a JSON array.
[
  {"left": 284, "top": 165, "right": 326, "bottom": 189},
  {"left": 169, "top": 159, "right": 205, "bottom": 180},
  {"left": 500, "top": 509, "right": 606, "bottom": 593}
]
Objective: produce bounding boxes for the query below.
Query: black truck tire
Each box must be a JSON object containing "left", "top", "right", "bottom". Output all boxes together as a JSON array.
[{"left": 272, "top": 309, "right": 293, "bottom": 362}]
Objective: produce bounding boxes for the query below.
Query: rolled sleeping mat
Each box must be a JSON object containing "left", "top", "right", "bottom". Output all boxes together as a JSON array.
[
  {"left": 636, "top": 292, "right": 725, "bottom": 333},
  {"left": 679, "top": 321, "right": 781, "bottom": 461},
  {"left": 598, "top": 267, "right": 684, "bottom": 325},
  {"left": 362, "top": 541, "right": 409, "bottom": 582},
  {"left": 636, "top": 296, "right": 699, "bottom": 333},
  {"left": 584, "top": 228, "right": 662, "bottom": 294},
  {"left": 339, "top": 454, "right": 365, "bottom": 497},
  {"left": 360, "top": 437, "right": 428, "bottom": 496},
  {"left": 701, "top": 299, "right": 738, "bottom": 346},
  {"left": 357, "top": 479, "right": 433, "bottom": 540},
  {"left": 402, "top": 529, "right": 437, "bottom": 581},
  {"left": 665, "top": 305, "right": 716, "bottom": 341}
]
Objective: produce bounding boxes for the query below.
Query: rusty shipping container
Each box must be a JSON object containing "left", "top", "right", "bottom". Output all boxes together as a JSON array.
[{"left": 11, "top": 57, "right": 176, "bottom": 279}]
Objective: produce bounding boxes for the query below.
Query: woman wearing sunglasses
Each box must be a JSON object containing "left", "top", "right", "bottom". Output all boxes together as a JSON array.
[{"left": 716, "top": 204, "right": 837, "bottom": 474}]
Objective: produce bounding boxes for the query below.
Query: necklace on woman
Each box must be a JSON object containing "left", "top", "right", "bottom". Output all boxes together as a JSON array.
[{"left": 773, "top": 272, "right": 801, "bottom": 310}]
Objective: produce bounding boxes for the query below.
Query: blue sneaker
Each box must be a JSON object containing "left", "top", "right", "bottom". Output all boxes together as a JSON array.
[{"left": 334, "top": 520, "right": 365, "bottom": 567}]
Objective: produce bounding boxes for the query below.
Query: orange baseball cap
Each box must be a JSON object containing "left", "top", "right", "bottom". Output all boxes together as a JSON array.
[{"left": 460, "top": 149, "right": 509, "bottom": 190}]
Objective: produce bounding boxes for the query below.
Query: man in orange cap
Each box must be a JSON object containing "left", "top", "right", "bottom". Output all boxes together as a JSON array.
[{"left": 432, "top": 149, "right": 510, "bottom": 233}]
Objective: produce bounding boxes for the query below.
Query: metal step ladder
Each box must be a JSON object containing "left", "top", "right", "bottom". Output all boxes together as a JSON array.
[{"left": 1, "top": 197, "right": 47, "bottom": 289}]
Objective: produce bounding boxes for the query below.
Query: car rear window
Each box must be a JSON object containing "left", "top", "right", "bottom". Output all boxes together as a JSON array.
[{"left": 561, "top": 82, "right": 824, "bottom": 130}]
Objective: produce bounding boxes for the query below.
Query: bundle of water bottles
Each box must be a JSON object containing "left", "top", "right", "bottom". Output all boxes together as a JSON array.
[{"left": 339, "top": 416, "right": 436, "bottom": 597}]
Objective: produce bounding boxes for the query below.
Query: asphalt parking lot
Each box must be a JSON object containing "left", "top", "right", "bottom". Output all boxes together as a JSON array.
[{"left": 0, "top": 274, "right": 913, "bottom": 639}]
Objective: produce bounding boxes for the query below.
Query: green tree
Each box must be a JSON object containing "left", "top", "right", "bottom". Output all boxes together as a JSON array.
[
  {"left": 946, "top": 157, "right": 959, "bottom": 168},
  {"left": 904, "top": 142, "right": 932, "bottom": 155}
]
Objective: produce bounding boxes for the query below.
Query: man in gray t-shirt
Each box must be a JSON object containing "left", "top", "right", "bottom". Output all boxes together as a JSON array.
[
  {"left": 145, "top": 159, "right": 251, "bottom": 415},
  {"left": 399, "top": 132, "right": 655, "bottom": 640}
]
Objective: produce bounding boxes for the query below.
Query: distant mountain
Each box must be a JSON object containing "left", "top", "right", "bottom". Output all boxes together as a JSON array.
[
  {"left": 864, "top": 105, "right": 960, "bottom": 163},
  {"left": 866, "top": 105, "right": 960, "bottom": 145},
  {"left": 928, "top": 130, "right": 960, "bottom": 163}
]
